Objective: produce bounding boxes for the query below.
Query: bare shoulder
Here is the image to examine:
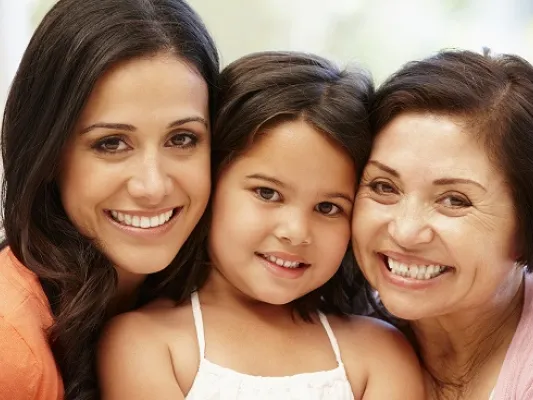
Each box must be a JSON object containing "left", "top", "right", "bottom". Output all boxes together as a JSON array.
[
  {"left": 100, "top": 298, "right": 186, "bottom": 343},
  {"left": 329, "top": 314, "right": 411, "bottom": 353},
  {"left": 98, "top": 299, "right": 197, "bottom": 400},
  {"left": 328, "top": 315, "right": 425, "bottom": 399}
]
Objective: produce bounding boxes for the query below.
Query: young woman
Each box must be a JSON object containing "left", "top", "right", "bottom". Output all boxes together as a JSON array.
[{"left": 0, "top": 0, "right": 218, "bottom": 398}]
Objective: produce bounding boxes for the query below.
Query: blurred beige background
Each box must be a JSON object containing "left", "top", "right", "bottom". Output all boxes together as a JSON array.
[{"left": 2, "top": 0, "right": 533, "bottom": 120}]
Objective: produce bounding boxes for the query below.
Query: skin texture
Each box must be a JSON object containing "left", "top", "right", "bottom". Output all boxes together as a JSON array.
[
  {"left": 352, "top": 112, "right": 524, "bottom": 399},
  {"left": 59, "top": 53, "right": 211, "bottom": 289},
  {"left": 98, "top": 119, "right": 425, "bottom": 400}
]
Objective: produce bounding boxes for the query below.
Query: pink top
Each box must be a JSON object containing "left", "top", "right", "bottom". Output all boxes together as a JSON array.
[{"left": 492, "top": 272, "right": 533, "bottom": 399}]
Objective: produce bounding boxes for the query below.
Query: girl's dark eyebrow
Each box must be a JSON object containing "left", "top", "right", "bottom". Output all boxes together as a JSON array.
[{"left": 246, "top": 173, "right": 353, "bottom": 203}]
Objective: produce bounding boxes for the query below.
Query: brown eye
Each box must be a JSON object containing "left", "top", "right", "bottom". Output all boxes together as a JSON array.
[
  {"left": 315, "top": 202, "right": 341, "bottom": 216},
  {"left": 440, "top": 195, "right": 471, "bottom": 208},
  {"left": 167, "top": 133, "right": 197, "bottom": 148},
  {"left": 93, "top": 137, "right": 129, "bottom": 153},
  {"left": 254, "top": 187, "right": 281, "bottom": 201},
  {"left": 370, "top": 180, "right": 396, "bottom": 195}
]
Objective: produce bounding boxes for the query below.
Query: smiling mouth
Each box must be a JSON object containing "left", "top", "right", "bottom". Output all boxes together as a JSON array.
[
  {"left": 106, "top": 207, "right": 181, "bottom": 229},
  {"left": 255, "top": 252, "right": 310, "bottom": 269},
  {"left": 380, "top": 253, "right": 452, "bottom": 280}
]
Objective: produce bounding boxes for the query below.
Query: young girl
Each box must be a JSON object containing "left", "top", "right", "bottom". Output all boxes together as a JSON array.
[{"left": 98, "top": 52, "right": 425, "bottom": 399}]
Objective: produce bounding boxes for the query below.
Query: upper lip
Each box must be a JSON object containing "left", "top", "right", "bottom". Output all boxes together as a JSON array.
[
  {"left": 258, "top": 251, "right": 310, "bottom": 265},
  {"left": 381, "top": 251, "right": 449, "bottom": 267},
  {"left": 106, "top": 206, "right": 181, "bottom": 217}
]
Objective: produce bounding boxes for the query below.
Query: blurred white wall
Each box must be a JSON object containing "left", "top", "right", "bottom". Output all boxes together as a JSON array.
[
  {"left": 0, "top": 0, "right": 34, "bottom": 113},
  {"left": 1, "top": 0, "right": 533, "bottom": 115}
]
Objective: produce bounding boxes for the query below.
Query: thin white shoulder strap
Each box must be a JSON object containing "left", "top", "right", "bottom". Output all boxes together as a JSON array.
[
  {"left": 318, "top": 312, "right": 343, "bottom": 365},
  {"left": 190, "top": 291, "right": 205, "bottom": 358}
]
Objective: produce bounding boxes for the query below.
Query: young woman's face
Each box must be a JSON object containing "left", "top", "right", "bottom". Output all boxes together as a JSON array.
[
  {"left": 352, "top": 112, "right": 522, "bottom": 321},
  {"left": 208, "top": 120, "right": 356, "bottom": 305},
  {"left": 59, "top": 53, "right": 211, "bottom": 281}
]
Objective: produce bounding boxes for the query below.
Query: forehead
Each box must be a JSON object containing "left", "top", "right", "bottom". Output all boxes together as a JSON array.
[
  {"left": 229, "top": 119, "right": 356, "bottom": 188},
  {"left": 78, "top": 53, "right": 208, "bottom": 123},
  {"left": 371, "top": 112, "right": 500, "bottom": 183}
]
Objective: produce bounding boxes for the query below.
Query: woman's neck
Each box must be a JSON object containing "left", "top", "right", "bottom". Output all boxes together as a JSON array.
[
  {"left": 107, "top": 267, "right": 146, "bottom": 317},
  {"left": 411, "top": 272, "right": 525, "bottom": 397}
]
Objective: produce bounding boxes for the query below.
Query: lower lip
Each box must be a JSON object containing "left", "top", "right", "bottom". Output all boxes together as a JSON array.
[
  {"left": 105, "top": 208, "right": 183, "bottom": 238},
  {"left": 379, "top": 255, "right": 450, "bottom": 290},
  {"left": 257, "top": 254, "right": 308, "bottom": 280}
]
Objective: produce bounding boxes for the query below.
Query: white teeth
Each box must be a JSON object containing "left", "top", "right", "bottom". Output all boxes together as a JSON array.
[
  {"left": 261, "top": 254, "right": 303, "bottom": 269},
  {"left": 140, "top": 217, "right": 150, "bottom": 228},
  {"left": 388, "top": 258, "right": 446, "bottom": 280},
  {"left": 109, "top": 209, "right": 174, "bottom": 229}
]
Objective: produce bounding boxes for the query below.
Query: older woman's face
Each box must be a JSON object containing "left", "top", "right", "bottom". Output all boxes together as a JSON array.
[{"left": 352, "top": 112, "right": 522, "bottom": 321}]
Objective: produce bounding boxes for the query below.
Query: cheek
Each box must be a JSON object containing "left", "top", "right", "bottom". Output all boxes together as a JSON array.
[
  {"left": 211, "top": 189, "right": 270, "bottom": 243},
  {"left": 172, "top": 152, "right": 211, "bottom": 203},
  {"left": 316, "top": 221, "right": 351, "bottom": 267},
  {"left": 351, "top": 199, "right": 385, "bottom": 243},
  {"left": 59, "top": 153, "right": 108, "bottom": 233}
]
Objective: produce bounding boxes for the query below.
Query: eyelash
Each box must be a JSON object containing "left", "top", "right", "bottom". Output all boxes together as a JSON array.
[
  {"left": 368, "top": 180, "right": 397, "bottom": 195},
  {"left": 252, "top": 187, "right": 344, "bottom": 216},
  {"left": 367, "top": 180, "right": 472, "bottom": 209},
  {"left": 91, "top": 132, "right": 199, "bottom": 154},
  {"left": 438, "top": 194, "right": 472, "bottom": 208}
]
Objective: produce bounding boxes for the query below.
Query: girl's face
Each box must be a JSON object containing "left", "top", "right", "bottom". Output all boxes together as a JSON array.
[
  {"left": 59, "top": 53, "right": 211, "bottom": 282},
  {"left": 352, "top": 112, "right": 522, "bottom": 321},
  {"left": 208, "top": 119, "right": 356, "bottom": 305}
]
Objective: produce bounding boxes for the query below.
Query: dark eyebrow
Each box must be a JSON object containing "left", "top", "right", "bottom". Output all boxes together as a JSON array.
[
  {"left": 369, "top": 160, "right": 486, "bottom": 192},
  {"left": 324, "top": 192, "right": 354, "bottom": 204},
  {"left": 79, "top": 116, "right": 208, "bottom": 134},
  {"left": 433, "top": 178, "right": 487, "bottom": 192},
  {"left": 79, "top": 123, "right": 135, "bottom": 134},
  {"left": 245, "top": 173, "right": 286, "bottom": 188},
  {"left": 167, "top": 116, "right": 208, "bottom": 129},
  {"left": 246, "top": 173, "right": 353, "bottom": 203},
  {"left": 367, "top": 160, "right": 400, "bottom": 177}
]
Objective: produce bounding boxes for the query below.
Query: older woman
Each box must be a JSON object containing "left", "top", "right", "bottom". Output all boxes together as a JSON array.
[{"left": 352, "top": 49, "right": 533, "bottom": 399}]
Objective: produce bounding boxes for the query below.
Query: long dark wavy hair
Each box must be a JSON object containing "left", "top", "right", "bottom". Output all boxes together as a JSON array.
[
  {"left": 1, "top": 0, "right": 218, "bottom": 398},
  {"left": 158, "top": 51, "right": 374, "bottom": 319}
]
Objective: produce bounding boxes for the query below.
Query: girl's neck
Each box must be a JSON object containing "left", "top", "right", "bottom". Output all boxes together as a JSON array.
[
  {"left": 412, "top": 272, "right": 525, "bottom": 396},
  {"left": 200, "top": 268, "right": 295, "bottom": 321}
]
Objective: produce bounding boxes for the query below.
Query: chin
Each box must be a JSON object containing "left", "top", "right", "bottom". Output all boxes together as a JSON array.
[
  {"left": 252, "top": 288, "right": 299, "bottom": 306},
  {"left": 378, "top": 296, "right": 434, "bottom": 322},
  {"left": 112, "top": 252, "right": 179, "bottom": 276}
]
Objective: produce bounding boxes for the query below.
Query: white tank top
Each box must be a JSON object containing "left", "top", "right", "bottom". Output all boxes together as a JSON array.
[{"left": 185, "top": 291, "right": 355, "bottom": 399}]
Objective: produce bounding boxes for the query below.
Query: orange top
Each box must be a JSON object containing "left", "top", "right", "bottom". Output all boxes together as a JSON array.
[{"left": 0, "top": 247, "right": 64, "bottom": 399}]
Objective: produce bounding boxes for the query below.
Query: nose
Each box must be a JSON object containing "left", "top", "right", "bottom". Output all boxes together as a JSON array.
[
  {"left": 274, "top": 208, "right": 312, "bottom": 246},
  {"left": 127, "top": 153, "right": 172, "bottom": 205},
  {"left": 387, "top": 199, "right": 434, "bottom": 248}
]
